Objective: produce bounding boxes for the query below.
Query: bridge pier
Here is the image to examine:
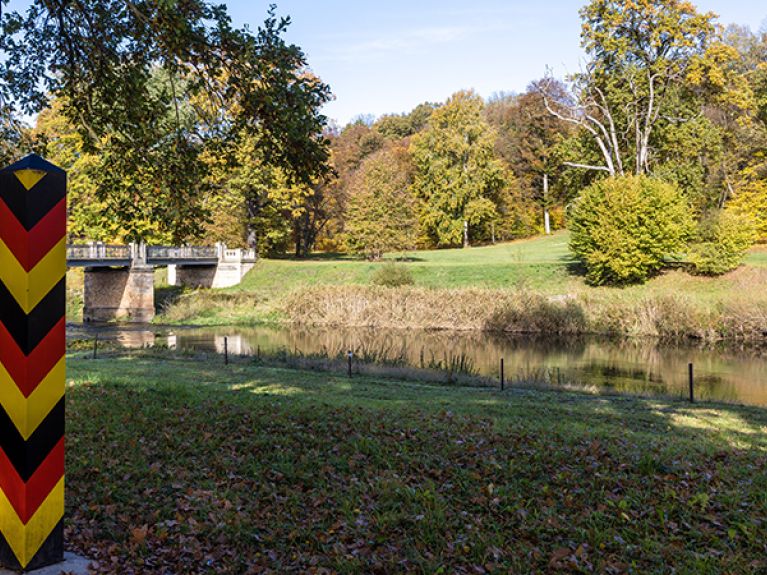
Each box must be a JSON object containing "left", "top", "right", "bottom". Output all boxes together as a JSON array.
[
  {"left": 168, "top": 244, "right": 256, "bottom": 289},
  {"left": 83, "top": 244, "right": 155, "bottom": 323}
]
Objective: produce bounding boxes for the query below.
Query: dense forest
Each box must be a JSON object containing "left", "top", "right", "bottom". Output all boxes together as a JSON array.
[{"left": 2, "top": 1, "right": 767, "bottom": 283}]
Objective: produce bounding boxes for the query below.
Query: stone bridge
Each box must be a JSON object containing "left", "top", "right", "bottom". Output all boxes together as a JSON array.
[{"left": 67, "top": 242, "right": 257, "bottom": 322}]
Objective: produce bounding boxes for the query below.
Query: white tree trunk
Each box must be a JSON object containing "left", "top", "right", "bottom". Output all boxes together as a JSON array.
[
  {"left": 543, "top": 173, "right": 551, "bottom": 235},
  {"left": 463, "top": 220, "right": 469, "bottom": 248}
]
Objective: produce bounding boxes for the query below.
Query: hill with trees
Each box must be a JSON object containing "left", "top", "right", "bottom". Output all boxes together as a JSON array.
[{"left": 3, "top": 0, "right": 767, "bottom": 287}]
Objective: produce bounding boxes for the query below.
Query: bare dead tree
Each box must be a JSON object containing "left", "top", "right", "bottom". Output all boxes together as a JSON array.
[{"left": 541, "top": 66, "right": 640, "bottom": 177}]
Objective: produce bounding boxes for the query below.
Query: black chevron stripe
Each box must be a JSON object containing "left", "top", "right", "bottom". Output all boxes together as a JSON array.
[
  {"left": 0, "top": 279, "right": 65, "bottom": 356},
  {"left": 0, "top": 520, "right": 64, "bottom": 571},
  {"left": 0, "top": 399, "right": 64, "bottom": 483},
  {"left": 0, "top": 169, "right": 66, "bottom": 231}
]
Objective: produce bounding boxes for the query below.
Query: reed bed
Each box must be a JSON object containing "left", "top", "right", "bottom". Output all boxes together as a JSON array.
[{"left": 284, "top": 285, "right": 767, "bottom": 342}]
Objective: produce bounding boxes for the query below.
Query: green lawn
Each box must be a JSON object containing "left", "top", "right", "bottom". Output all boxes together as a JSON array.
[
  {"left": 230, "top": 232, "right": 767, "bottom": 299},
  {"left": 65, "top": 353, "right": 767, "bottom": 573},
  {"left": 234, "top": 233, "right": 576, "bottom": 294}
]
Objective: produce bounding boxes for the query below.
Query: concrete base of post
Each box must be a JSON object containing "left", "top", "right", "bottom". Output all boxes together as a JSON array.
[{"left": 0, "top": 553, "right": 90, "bottom": 575}]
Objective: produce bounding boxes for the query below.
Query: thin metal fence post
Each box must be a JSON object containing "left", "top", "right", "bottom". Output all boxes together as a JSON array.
[{"left": 688, "top": 363, "right": 694, "bottom": 403}]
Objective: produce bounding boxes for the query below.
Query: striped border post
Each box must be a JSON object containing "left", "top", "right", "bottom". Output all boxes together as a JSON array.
[{"left": 0, "top": 155, "right": 66, "bottom": 571}]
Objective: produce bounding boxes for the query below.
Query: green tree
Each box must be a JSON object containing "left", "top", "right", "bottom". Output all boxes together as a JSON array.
[
  {"left": 30, "top": 100, "right": 121, "bottom": 241},
  {"left": 374, "top": 102, "right": 437, "bottom": 139},
  {"left": 688, "top": 210, "right": 756, "bottom": 275},
  {"left": 410, "top": 91, "right": 508, "bottom": 248},
  {"left": 652, "top": 114, "right": 725, "bottom": 212},
  {"left": 201, "top": 130, "right": 317, "bottom": 256},
  {"left": 486, "top": 80, "right": 572, "bottom": 233},
  {"left": 0, "top": 101, "right": 23, "bottom": 165},
  {"left": 569, "top": 175, "right": 693, "bottom": 285},
  {"left": 1, "top": 3, "right": 331, "bottom": 241},
  {"left": 344, "top": 143, "right": 418, "bottom": 259},
  {"left": 544, "top": 0, "right": 747, "bottom": 180}
]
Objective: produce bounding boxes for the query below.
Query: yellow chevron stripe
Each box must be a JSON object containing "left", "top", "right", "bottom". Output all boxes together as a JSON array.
[
  {"left": 0, "top": 237, "right": 66, "bottom": 314},
  {"left": 14, "top": 169, "right": 47, "bottom": 192},
  {"left": 0, "top": 358, "right": 65, "bottom": 441},
  {"left": 0, "top": 477, "right": 64, "bottom": 568}
]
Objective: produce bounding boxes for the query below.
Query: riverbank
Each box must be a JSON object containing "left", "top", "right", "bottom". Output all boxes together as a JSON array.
[
  {"left": 65, "top": 353, "right": 767, "bottom": 573},
  {"left": 67, "top": 321, "right": 767, "bottom": 406},
  {"left": 66, "top": 233, "right": 767, "bottom": 341}
]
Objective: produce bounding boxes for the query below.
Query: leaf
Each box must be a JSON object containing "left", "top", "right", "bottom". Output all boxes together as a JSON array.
[
  {"left": 548, "top": 547, "right": 571, "bottom": 567},
  {"left": 131, "top": 525, "right": 149, "bottom": 545}
]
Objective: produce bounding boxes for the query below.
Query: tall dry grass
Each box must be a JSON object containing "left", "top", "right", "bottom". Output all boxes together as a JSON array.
[
  {"left": 158, "top": 290, "right": 271, "bottom": 324},
  {"left": 284, "top": 285, "right": 767, "bottom": 342},
  {"left": 285, "top": 286, "right": 586, "bottom": 334}
]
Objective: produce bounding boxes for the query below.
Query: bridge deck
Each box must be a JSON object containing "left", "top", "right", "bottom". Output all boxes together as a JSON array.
[{"left": 65, "top": 244, "right": 255, "bottom": 268}]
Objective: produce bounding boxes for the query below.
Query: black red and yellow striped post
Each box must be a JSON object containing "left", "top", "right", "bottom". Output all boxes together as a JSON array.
[{"left": 0, "top": 155, "right": 66, "bottom": 571}]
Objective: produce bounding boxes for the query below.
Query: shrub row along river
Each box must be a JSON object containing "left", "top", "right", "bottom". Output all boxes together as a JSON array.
[{"left": 67, "top": 323, "right": 767, "bottom": 407}]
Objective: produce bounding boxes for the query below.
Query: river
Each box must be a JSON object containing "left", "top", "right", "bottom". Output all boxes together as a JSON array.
[{"left": 66, "top": 323, "right": 767, "bottom": 407}]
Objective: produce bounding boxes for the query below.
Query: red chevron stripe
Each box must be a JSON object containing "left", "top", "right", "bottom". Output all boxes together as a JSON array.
[
  {"left": 0, "top": 319, "right": 65, "bottom": 398},
  {"left": 0, "top": 438, "right": 64, "bottom": 524},
  {"left": 0, "top": 197, "right": 66, "bottom": 272}
]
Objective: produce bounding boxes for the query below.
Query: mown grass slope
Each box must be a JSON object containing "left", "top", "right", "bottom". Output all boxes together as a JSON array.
[
  {"left": 234, "top": 232, "right": 576, "bottom": 294},
  {"left": 66, "top": 353, "right": 767, "bottom": 574},
  {"left": 152, "top": 233, "right": 767, "bottom": 335},
  {"left": 232, "top": 232, "right": 767, "bottom": 296}
]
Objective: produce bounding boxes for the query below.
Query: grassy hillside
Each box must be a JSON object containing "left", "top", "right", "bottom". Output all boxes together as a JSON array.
[
  {"left": 65, "top": 352, "right": 767, "bottom": 573},
  {"left": 64, "top": 233, "right": 767, "bottom": 338},
  {"left": 234, "top": 232, "right": 576, "bottom": 294},
  {"left": 155, "top": 233, "right": 767, "bottom": 335},
  {"left": 225, "top": 231, "right": 767, "bottom": 303}
]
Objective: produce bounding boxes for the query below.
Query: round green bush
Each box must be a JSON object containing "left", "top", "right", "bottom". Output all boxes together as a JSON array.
[
  {"left": 688, "top": 210, "right": 756, "bottom": 276},
  {"left": 568, "top": 175, "right": 693, "bottom": 286},
  {"left": 371, "top": 262, "right": 415, "bottom": 287}
]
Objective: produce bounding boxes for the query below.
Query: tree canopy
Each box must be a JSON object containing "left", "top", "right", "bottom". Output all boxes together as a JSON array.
[
  {"left": 411, "top": 91, "right": 509, "bottom": 248},
  {"left": 1, "top": 0, "right": 331, "bottom": 241},
  {"left": 0, "top": 0, "right": 764, "bottom": 273}
]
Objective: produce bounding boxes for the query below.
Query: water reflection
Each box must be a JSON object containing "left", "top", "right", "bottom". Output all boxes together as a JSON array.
[{"left": 67, "top": 323, "right": 767, "bottom": 407}]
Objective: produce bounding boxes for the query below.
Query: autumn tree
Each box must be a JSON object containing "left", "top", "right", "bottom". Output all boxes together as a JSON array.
[
  {"left": 486, "top": 81, "right": 572, "bottom": 233},
  {"left": 344, "top": 142, "right": 418, "bottom": 259},
  {"left": 543, "top": 0, "right": 747, "bottom": 179},
  {"left": 718, "top": 26, "right": 767, "bottom": 230},
  {"left": 410, "top": 91, "right": 508, "bottom": 248},
  {"left": 1, "top": 2, "right": 331, "bottom": 242},
  {"left": 374, "top": 103, "right": 437, "bottom": 139},
  {"left": 29, "top": 100, "right": 114, "bottom": 241}
]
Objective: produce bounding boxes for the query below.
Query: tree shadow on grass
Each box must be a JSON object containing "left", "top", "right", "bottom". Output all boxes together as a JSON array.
[
  {"left": 563, "top": 258, "right": 588, "bottom": 279},
  {"left": 268, "top": 251, "right": 356, "bottom": 262},
  {"left": 75, "top": 347, "right": 767, "bottom": 458},
  {"left": 267, "top": 252, "right": 428, "bottom": 263},
  {"left": 155, "top": 285, "right": 186, "bottom": 313}
]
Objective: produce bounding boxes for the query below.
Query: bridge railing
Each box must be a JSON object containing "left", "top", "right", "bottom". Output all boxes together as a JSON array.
[
  {"left": 147, "top": 245, "right": 218, "bottom": 261},
  {"left": 66, "top": 243, "right": 258, "bottom": 264},
  {"left": 221, "top": 247, "right": 258, "bottom": 263},
  {"left": 67, "top": 244, "right": 131, "bottom": 261}
]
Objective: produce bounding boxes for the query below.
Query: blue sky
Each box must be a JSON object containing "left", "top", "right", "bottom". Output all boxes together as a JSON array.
[
  {"left": 224, "top": 1, "right": 767, "bottom": 125},
  {"left": 4, "top": 1, "right": 766, "bottom": 125}
]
